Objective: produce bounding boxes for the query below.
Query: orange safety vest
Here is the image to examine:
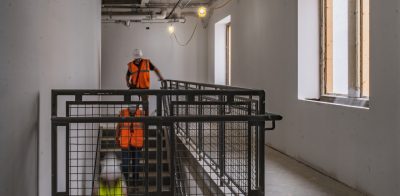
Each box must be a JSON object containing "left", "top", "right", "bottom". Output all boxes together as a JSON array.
[
  {"left": 128, "top": 59, "right": 151, "bottom": 89},
  {"left": 118, "top": 108, "right": 144, "bottom": 149}
]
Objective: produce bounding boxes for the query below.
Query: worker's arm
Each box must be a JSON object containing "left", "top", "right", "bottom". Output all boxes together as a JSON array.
[
  {"left": 149, "top": 61, "right": 164, "bottom": 81},
  {"left": 115, "top": 123, "right": 120, "bottom": 144},
  {"left": 126, "top": 70, "right": 131, "bottom": 88},
  {"left": 154, "top": 68, "right": 164, "bottom": 81}
]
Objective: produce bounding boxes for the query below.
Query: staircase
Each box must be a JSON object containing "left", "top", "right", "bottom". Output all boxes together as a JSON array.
[{"left": 98, "top": 126, "right": 171, "bottom": 194}]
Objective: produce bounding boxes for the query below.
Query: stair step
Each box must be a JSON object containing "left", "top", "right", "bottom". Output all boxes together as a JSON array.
[
  {"left": 99, "top": 149, "right": 168, "bottom": 160},
  {"left": 101, "top": 128, "right": 164, "bottom": 138},
  {"left": 131, "top": 172, "right": 171, "bottom": 186},
  {"left": 101, "top": 138, "right": 166, "bottom": 148},
  {"left": 139, "top": 171, "right": 170, "bottom": 178},
  {"left": 139, "top": 159, "right": 169, "bottom": 164},
  {"left": 136, "top": 186, "right": 171, "bottom": 193}
]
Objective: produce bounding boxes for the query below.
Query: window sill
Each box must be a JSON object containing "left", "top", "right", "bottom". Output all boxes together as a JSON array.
[{"left": 302, "top": 96, "right": 369, "bottom": 109}]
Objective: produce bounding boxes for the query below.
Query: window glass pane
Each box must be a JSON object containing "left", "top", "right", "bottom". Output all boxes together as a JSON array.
[{"left": 332, "top": 0, "right": 349, "bottom": 95}]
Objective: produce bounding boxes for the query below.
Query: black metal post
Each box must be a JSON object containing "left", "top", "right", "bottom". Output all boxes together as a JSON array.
[
  {"left": 248, "top": 102, "right": 252, "bottom": 192},
  {"left": 259, "top": 92, "right": 266, "bottom": 195},
  {"left": 197, "top": 86, "right": 203, "bottom": 159},
  {"left": 156, "top": 96, "right": 162, "bottom": 193},
  {"left": 218, "top": 95, "right": 225, "bottom": 186},
  {"left": 144, "top": 101, "right": 149, "bottom": 194},
  {"left": 51, "top": 124, "right": 57, "bottom": 196},
  {"left": 169, "top": 124, "right": 176, "bottom": 195}
]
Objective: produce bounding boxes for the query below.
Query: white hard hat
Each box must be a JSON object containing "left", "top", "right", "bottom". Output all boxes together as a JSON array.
[
  {"left": 133, "top": 49, "right": 143, "bottom": 59},
  {"left": 100, "top": 153, "right": 122, "bottom": 181}
]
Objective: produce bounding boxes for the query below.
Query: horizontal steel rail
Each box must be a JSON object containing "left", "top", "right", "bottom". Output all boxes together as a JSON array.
[{"left": 52, "top": 115, "right": 282, "bottom": 124}]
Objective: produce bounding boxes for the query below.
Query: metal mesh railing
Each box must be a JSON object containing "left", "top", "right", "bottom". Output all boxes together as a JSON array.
[
  {"left": 51, "top": 80, "right": 282, "bottom": 196},
  {"left": 163, "top": 80, "right": 262, "bottom": 194}
]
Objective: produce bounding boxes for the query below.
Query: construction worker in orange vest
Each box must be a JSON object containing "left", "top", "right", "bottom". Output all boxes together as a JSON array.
[
  {"left": 126, "top": 49, "right": 164, "bottom": 91},
  {"left": 116, "top": 106, "right": 144, "bottom": 187}
]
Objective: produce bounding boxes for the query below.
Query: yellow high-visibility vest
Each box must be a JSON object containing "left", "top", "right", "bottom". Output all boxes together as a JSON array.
[{"left": 99, "top": 179, "right": 123, "bottom": 196}]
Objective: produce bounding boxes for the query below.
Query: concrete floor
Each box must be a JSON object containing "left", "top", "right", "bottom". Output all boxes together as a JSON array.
[{"left": 265, "top": 147, "right": 365, "bottom": 196}]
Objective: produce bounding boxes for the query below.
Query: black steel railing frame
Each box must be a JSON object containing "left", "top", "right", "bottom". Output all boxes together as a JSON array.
[
  {"left": 162, "top": 80, "right": 268, "bottom": 194},
  {"left": 51, "top": 83, "right": 282, "bottom": 196}
]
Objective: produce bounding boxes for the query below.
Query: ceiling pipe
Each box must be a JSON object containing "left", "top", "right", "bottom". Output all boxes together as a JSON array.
[
  {"left": 102, "top": 18, "right": 186, "bottom": 24},
  {"left": 102, "top": 9, "right": 167, "bottom": 21},
  {"left": 102, "top": 3, "right": 208, "bottom": 9}
]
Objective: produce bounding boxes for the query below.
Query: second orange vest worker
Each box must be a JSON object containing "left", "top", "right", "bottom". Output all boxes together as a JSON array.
[{"left": 118, "top": 108, "right": 144, "bottom": 149}]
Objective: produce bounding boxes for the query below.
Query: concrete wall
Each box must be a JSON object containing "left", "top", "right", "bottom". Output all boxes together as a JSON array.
[
  {"left": 0, "top": 1, "right": 41, "bottom": 195},
  {"left": 208, "top": 0, "right": 400, "bottom": 195},
  {"left": 38, "top": 1, "right": 101, "bottom": 195},
  {"left": 0, "top": 0, "right": 101, "bottom": 195},
  {"left": 101, "top": 17, "right": 208, "bottom": 89}
]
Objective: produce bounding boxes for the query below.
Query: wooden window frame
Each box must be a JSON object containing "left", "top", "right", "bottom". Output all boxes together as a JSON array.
[
  {"left": 320, "top": 0, "right": 369, "bottom": 101},
  {"left": 226, "top": 23, "right": 232, "bottom": 86}
]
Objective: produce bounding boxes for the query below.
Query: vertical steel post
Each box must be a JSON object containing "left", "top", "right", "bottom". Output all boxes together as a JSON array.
[
  {"left": 156, "top": 95, "right": 162, "bottom": 193},
  {"left": 218, "top": 95, "right": 225, "bottom": 186},
  {"left": 259, "top": 92, "right": 266, "bottom": 195},
  {"left": 66, "top": 124, "right": 70, "bottom": 195},
  {"left": 247, "top": 102, "right": 252, "bottom": 192},
  {"left": 254, "top": 97, "right": 260, "bottom": 189},
  {"left": 51, "top": 91, "right": 57, "bottom": 195},
  {"left": 169, "top": 124, "right": 176, "bottom": 195},
  {"left": 197, "top": 86, "right": 203, "bottom": 159},
  {"left": 65, "top": 103, "right": 70, "bottom": 195},
  {"left": 144, "top": 101, "right": 149, "bottom": 194},
  {"left": 185, "top": 83, "right": 189, "bottom": 141},
  {"left": 51, "top": 124, "right": 57, "bottom": 196}
]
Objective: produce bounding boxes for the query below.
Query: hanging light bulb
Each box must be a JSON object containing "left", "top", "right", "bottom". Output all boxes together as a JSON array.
[
  {"left": 168, "top": 25, "right": 175, "bottom": 34},
  {"left": 197, "top": 6, "right": 207, "bottom": 18}
]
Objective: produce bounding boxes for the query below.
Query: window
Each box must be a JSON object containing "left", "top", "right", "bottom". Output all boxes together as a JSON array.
[
  {"left": 226, "top": 23, "right": 232, "bottom": 86},
  {"left": 214, "top": 15, "right": 231, "bottom": 85},
  {"left": 321, "top": 0, "right": 369, "bottom": 99}
]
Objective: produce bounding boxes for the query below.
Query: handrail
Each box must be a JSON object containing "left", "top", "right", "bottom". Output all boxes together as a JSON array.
[
  {"left": 52, "top": 114, "right": 282, "bottom": 124},
  {"left": 163, "top": 79, "right": 253, "bottom": 90}
]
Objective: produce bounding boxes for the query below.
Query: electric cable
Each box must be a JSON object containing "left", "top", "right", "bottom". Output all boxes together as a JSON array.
[
  {"left": 181, "top": 0, "right": 193, "bottom": 9},
  {"left": 167, "top": 0, "right": 184, "bottom": 19},
  {"left": 213, "top": 0, "right": 233, "bottom": 9},
  {"left": 172, "top": 23, "right": 198, "bottom": 46}
]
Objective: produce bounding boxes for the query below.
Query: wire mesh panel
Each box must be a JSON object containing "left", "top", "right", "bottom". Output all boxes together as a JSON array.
[
  {"left": 61, "top": 100, "right": 170, "bottom": 196},
  {"left": 168, "top": 99, "right": 255, "bottom": 195},
  {"left": 65, "top": 121, "right": 166, "bottom": 196},
  {"left": 51, "top": 84, "right": 282, "bottom": 196}
]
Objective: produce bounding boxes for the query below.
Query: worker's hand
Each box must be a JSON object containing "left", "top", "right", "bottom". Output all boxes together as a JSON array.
[
  {"left": 126, "top": 82, "right": 131, "bottom": 88},
  {"left": 158, "top": 76, "right": 164, "bottom": 81}
]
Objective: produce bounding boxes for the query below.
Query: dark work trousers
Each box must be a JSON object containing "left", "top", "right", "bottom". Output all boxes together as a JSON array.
[{"left": 121, "top": 146, "right": 142, "bottom": 186}]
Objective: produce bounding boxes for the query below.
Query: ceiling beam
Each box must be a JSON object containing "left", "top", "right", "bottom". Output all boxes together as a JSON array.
[{"left": 102, "top": 0, "right": 141, "bottom": 5}]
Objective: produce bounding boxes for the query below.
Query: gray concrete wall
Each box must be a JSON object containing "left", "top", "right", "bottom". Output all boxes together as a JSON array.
[
  {"left": 208, "top": 0, "right": 400, "bottom": 195},
  {"left": 101, "top": 17, "right": 208, "bottom": 89},
  {"left": 0, "top": 1, "right": 41, "bottom": 195},
  {"left": 0, "top": 0, "right": 101, "bottom": 195},
  {"left": 38, "top": 1, "right": 101, "bottom": 195}
]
